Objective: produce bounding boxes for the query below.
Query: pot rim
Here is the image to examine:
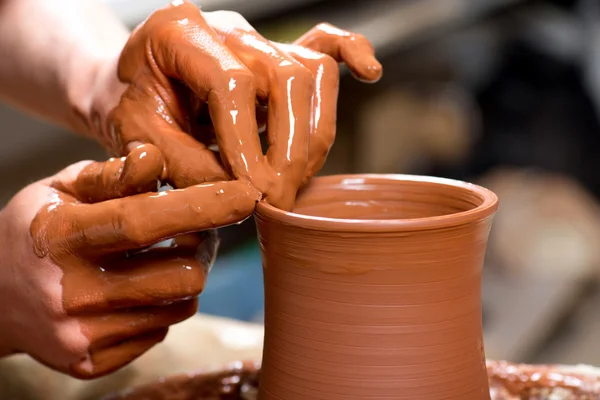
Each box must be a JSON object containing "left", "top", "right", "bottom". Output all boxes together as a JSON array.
[{"left": 256, "top": 174, "right": 499, "bottom": 232}]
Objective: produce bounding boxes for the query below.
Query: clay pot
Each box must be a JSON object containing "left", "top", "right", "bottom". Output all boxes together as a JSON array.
[
  {"left": 106, "top": 360, "right": 600, "bottom": 399},
  {"left": 254, "top": 174, "right": 498, "bottom": 400}
]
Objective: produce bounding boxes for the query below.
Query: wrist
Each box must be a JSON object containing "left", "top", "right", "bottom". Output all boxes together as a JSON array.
[
  {"left": 63, "top": 10, "right": 130, "bottom": 143},
  {"left": 66, "top": 50, "right": 127, "bottom": 142}
]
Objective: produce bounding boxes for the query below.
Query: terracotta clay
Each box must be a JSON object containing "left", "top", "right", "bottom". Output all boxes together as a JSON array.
[
  {"left": 254, "top": 174, "right": 498, "bottom": 399},
  {"left": 8, "top": 143, "right": 260, "bottom": 379},
  {"left": 106, "top": 360, "right": 600, "bottom": 399},
  {"left": 91, "top": 0, "right": 382, "bottom": 210},
  {"left": 10, "top": 1, "right": 383, "bottom": 380},
  {"left": 487, "top": 360, "right": 600, "bottom": 398}
]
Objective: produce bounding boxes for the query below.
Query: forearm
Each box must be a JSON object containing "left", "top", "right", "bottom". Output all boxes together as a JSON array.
[{"left": 0, "top": 0, "right": 129, "bottom": 136}]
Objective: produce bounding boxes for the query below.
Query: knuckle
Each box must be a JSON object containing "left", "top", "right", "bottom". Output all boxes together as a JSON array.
[
  {"left": 314, "top": 22, "right": 333, "bottom": 34},
  {"left": 206, "top": 10, "right": 252, "bottom": 31},
  {"left": 31, "top": 204, "right": 76, "bottom": 257},
  {"left": 212, "top": 10, "right": 245, "bottom": 22},
  {"left": 49, "top": 320, "right": 90, "bottom": 366},
  {"left": 296, "top": 65, "right": 315, "bottom": 83},
  {"left": 228, "top": 68, "right": 255, "bottom": 88},
  {"left": 275, "top": 64, "right": 313, "bottom": 83},
  {"left": 321, "top": 54, "right": 339, "bottom": 73},
  {"left": 119, "top": 212, "right": 148, "bottom": 248},
  {"left": 348, "top": 32, "right": 370, "bottom": 46},
  {"left": 155, "top": 23, "right": 181, "bottom": 43},
  {"left": 70, "top": 160, "right": 97, "bottom": 173}
]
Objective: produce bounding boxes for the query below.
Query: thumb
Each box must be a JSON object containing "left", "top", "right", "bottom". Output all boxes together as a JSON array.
[{"left": 54, "top": 144, "right": 164, "bottom": 203}]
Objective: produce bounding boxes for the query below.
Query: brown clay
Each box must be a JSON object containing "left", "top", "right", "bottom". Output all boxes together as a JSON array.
[
  {"left": 106, "top": 360, "right": 600, "bottom": 399},
  {"left": 254, "top": 174, "right": 498, "bottom": 399},
  {"left": 19, "top": 143, "right": 260, "bottom": 379},
  {"left": 104, "top": 361, "right": 261, "bottom": 400},
  {"left": 486, "top": 360, "right": 600, "bottom": 398},
  {"left": 15, "top": 1, "right": 382, "bottom": 380},
  {"left": 91, "top": 0, "right": 382, "bottom": 210}
]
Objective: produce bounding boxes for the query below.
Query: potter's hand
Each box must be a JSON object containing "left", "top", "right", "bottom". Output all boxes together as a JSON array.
[
  {"left": 90, "top": 0, "right": 382, "bottom": 210},
  {"left": 0, "top": 144, "right": 259, "bottom": 379},
  {"left": 205, "top": 15, "right": 383, "bottom": 188}
]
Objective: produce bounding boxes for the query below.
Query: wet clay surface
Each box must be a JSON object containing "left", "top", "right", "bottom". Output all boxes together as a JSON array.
[
  {"left": 93, "top": 0, "right": 382, "bottom": 210},
  {"left": 487, "top": 361, "right": 600, "bottom": 399},
  {"left": 107, "top": 360, "right": 600, "bottom": 400},
  {"left": 23, "top": 143, "right": 259, "bottom": 378},
  {"left": 22, "top": 1, "right": 383, "bottom": 379},
  {"left": 254, "top": 175, "right": 498, "bottom": 399},
  {"left": 105, "top": 361, "right": 261, "bottom": 400}
]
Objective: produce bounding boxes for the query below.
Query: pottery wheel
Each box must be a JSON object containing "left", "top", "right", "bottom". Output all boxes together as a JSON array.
[{"left": 106, "top": 360, "right": 600, "bottom": 400}]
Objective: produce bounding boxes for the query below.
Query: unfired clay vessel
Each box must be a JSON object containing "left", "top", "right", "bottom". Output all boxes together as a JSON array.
[
  {"left": 253, "top": 174, "right": 498, "bottom": 399},
  {"left": 105, "top": 175, "right": 600, "bottom": 400}
]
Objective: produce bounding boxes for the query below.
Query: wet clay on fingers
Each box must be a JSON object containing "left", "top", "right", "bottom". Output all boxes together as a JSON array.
[
  {"left": 7, "top": 143, "right": 260, "bottom": 379},
  {"left": 254, "top": 174, "right": 498, "bottom": 399},
  {"left": 91, "top": 0, "right": 382, "bottom": 210}
]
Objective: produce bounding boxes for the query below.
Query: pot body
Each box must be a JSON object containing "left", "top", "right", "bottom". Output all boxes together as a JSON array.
[{"left": 255, "top": 174, "right": 498, "bottom": 400}]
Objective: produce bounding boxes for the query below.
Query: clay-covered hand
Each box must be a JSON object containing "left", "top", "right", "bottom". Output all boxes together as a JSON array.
[
  {"left": 0, "top": 144, "right": 259, "bottom": 379},
  {"left": 90, "top": 0, "right": 382, "bottom": 210}
]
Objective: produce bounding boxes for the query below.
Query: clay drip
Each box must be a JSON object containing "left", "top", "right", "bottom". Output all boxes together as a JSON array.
[{"left": 255, "top": 174, "right": 498, "bottom": 400}]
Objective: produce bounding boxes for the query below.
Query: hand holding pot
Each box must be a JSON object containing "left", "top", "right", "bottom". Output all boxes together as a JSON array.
[
  {"left": 89, "top": 0, "right": 382, "bottom": 210},
  {"left": 0, "top": 144, "right": 259, "bottom": 379}
]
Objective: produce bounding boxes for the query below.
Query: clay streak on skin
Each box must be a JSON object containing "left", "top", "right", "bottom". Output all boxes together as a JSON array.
[
  {"left": 27, "top": 144, "right": 259, "bottom": 378},
  {"left": 24, "top": 0, "right": 384, "bottom": 381},
  {"left": 286, "top": 76, "right": 296, "bottom": 161}
]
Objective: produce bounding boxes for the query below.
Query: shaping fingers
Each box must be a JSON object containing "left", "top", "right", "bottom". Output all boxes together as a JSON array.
[
  {"left": 111, "top": 93, "right": 229, "bottom": 189},
  {"left": 67, "top": 181, "right": 259, "bottom": 254},
  {"left": 206, "top": 13, "right": 313, "bottom": 209},
  {"left": 295, "top": 23, "right": 382, "bottom": 83},
  {"left": 54, "top": 144, "right": 164, "bottom": 203},
  {"left": 149, "top": 7, "right": 270, "bottom": 193},
  {"left": 80, "top": 299, "right": 198, "bottom": 351},
  {"left": 69, "top": 328, "right": 168, "bottom": 379},
  {"left": 62, "top": 233, "right": 217, "bottom": 313},
  {"left": 278, "top": 43, "right": 340, "bottom": 185}
]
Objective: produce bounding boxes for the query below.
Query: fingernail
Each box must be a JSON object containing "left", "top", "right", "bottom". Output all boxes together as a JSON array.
[{"left": 360, "top": 56, "right": 383, "bottom": 83}]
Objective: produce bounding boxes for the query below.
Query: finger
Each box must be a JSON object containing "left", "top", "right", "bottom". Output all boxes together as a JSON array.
[
  {"left": 54, "top": 144, "right": 164, "bottom": 203},
  {"left": 142, "top": 4, "right": 271, "bottom": 194},
  {"left": 294, "top": 23, "right": 383, "bottom": 83},
  {"left": 63, "top": 233, "right": 217, "bottom": 313},
  {"left": 278, "top": 43, "right": 340, "bottom": 185},
  {"left": 65, "top": 181, "right": 257, "bottom": 254},
  {"left": 81, "top": 299, "right": 198, "bottom": 350},
  {"left": 206, "top": 11, "right": 313, "bottom": 209},
  {"left": 190, "top": 101, "right": 268, "bottom": 145},
  {"left": 70, "top": 328, "right": 168, "bottom": 379},
  {"left": 111, "top": 92, "right": 229, "bottom": 188}
]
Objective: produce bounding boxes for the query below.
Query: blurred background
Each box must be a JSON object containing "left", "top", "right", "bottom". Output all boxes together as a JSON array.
[{"left": 3, "top": 0, "right": 600, "bottom": 366}]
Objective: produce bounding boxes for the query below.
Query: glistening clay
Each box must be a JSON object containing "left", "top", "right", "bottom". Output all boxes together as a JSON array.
[
  {"left": 22, "top": 1, "right": 383, "bottom": 377},
  {"left": 22, "top": 143, "right": 259, "bottom": 378},
  {"left": 107, "top": 360, "right": 600, "bottom": 399},
  {"left": 255, "top": 174, "right": 498, "bottom": 399},
  {"left": 95, "top": 0, "right": 382, "bottom": 210}
]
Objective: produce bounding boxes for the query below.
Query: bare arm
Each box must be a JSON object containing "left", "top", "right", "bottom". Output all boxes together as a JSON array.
[{"left": 0, "top": 0, "right": 128, "bottom": 136}]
